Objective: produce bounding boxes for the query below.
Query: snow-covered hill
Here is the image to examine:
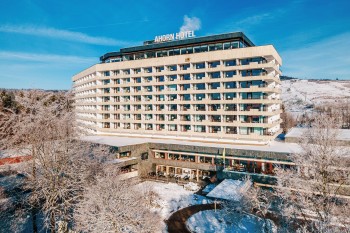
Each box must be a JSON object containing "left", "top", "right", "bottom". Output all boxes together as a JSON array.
[{"left": 281, "top": 79, "right": 350, "bottom": 115}]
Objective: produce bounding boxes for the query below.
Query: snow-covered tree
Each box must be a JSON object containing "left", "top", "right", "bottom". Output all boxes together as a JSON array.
[{"left": 275, "top": 115, "right": 350, "bottom": 232}]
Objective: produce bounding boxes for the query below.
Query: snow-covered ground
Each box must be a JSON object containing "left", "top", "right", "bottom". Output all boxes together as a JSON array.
[
  {"left": 136, "top": 181, "right": 275, "bottom": 233},
  {"left": 136, "top": 181, "right": 210, "bottom": 219},
  {"left": 281, "top": 79, "right": 350, "bottom": 116},
  {"left": 187, "top": 210, "right": 273, "bottom": 233}
]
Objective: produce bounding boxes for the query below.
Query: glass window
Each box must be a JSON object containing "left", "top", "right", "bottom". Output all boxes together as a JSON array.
[
  {"left": 195, "top": 73, "right": 205, "bottom": 80},
  {"left": 223, "top": 42, "right": 231, "bottom": 50},
  {"left": 194, "top": 46, "right": 201, "bottom": 53},
  {"left": 215, "top": 43, "right": 223, "bottom": 50},
  {"left": 225, "top": 70, "right": 236, "bottom": 78},
  {"left": 225, "top": 60, "right": 236, "bottom": 66},
  {"left": 173, "top": 48, "right": 180, "bottom": 55},
  {"left": 209, "top": 44, "right": 216, "bottom": 51},
  {"left": 186, "top": 47, "right": 193, "bottom": 54},
  {"left": 195, "top": 62, "right": 205, "bottom": 69},
  {"left": 180, "top": 64, "right": 190, "bottom": 70},
  {"left": 209, "top": 72, "right": 221, "bottom": 79},
  {"left": 232, "top": 42, "right": 239, "bottom": 49},
  {"left": 201, "top": 45, "right": 208, "bottom": 52}
]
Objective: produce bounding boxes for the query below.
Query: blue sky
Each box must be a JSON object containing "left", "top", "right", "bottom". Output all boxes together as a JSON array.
[{"left": 0, "top": 0, "right": 349, "bottom": 90}]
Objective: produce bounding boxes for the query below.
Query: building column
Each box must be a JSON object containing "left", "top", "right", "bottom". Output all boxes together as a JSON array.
[
  {"left": 196, "top": 169, "right": 199, "bottom": 182},
  {"left": 166, "top": 166, "right": 169, "bottom": 176},
  {"left": 261, "top": 162, "right": 265, "bottom": 172}
]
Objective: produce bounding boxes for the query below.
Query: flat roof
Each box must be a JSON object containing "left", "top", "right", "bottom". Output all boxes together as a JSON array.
[
  {"left": 285, "top": 128, "right": 350, "bottom": 141},
  {"left": 100, "top": 31, "right": 254, "bottom": 62},
  {"left": 81, "top": 135, "right": 302, "bottom": 154}
]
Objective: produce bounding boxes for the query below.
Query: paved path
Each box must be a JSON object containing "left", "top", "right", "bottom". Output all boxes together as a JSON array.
[{"left": 166, "top": 203, "right": 221, "bottom": 233}]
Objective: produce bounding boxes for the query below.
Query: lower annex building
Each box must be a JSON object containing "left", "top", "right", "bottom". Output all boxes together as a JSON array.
[{"left": 72, "top": 31, "right": 282, "bottom": 144}]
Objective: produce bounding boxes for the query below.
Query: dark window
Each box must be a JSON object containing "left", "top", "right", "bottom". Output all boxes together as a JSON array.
[{"left": 141, "top": 152, "right": 148, "bottom": 160}]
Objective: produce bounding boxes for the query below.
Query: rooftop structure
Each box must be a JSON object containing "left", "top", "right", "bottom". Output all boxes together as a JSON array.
[{"left": 73, "top": 31, "right": 282, "bottom": 144}]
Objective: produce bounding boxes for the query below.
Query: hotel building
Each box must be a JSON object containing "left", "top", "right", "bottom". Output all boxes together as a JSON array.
[{"left": 72, "top": 32, "right": 282, "bottom": 144}]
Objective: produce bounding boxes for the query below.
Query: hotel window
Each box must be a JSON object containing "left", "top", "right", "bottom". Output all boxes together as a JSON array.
[
  {"left": 224, "top": 93, "right": 236, "bottom": 100},
  {"left": 195, "top": 62, "right": 205, "bottom": 69},
  {"left": 144, "top": 86, "right": 152, "bottom": 92},
  {"left": 156, "top": 50, "right": 168, "bottom": 57},
  {"left": 194, "top": 73, "right": 205, "bottom": 80},
  {"left": 194, "top": 83, "right": 205, "bottom": 90},
  {"left": 182, "top": 94, "right": 191, "bottom": 101},
  {"left": 223, "top": 42, "right": 231, "bottom": 50},
  {"left": 123, "top": 55, "right": 134, "bottom": 61},
  {"left": 181, "top": 47, "right": 193, "bottom": 54},
  {"left": 210, "top": 82, "right": 220, "bottom": 90},
  {"left": 113, "top": 70, "right": 120, "bottom": 75},
  {"left": 144, "top": 67, "right": 152, "bottom": 73},
  {"left": 201, "top": 45, "right": 208, "bottom": 52},
  {"left": 167, "top": 84, "right": 177, "bottom": 91},
  {"left": 215, "top": 43, "right": 223, "bottom": 50},
  {"left": 181, "top": 84, "right": 190, "bottom": 91},
  {"left": 133, "top": 68, "right": 141, "bottom": 74},
  {"left": 168, "top": 94, "right": 177, "bottom": 101},
  {"left": 156, "top": 66, "right": 164, "bottom": 72},
  {"left": 208, "top": 61, "right": 220, "bottom": 68},
  {"left": 168, "top": 75, "right": 177, "bottom": 81},
  {"left": 156, "top": 95, "right": 165, "bottom": 101},
  {"left": 194, "top": 115, "right": 205, "bottom": 122},
  {"left": 194, "top": 46, "right": 201, "bottom": 53},
  {"left": 224, "top": 82, "right": 236, "bottom": 89},
  {"left": 144, "top": 95, "right": 152, "bottom": 101},
  {"left": 144, "top": 76, "right": 152, "bottom": 83},
  {"left": 195, "top": 104, "right": 206, "bottom": 111},
  {"left": 156, "top": 76, "right": 165, "bottom": 82},
  {"left": 195, "top": 93, "right": 205, "bottom": 101},
  {"left": 225, "top": 60, "right": 236, "bottom": 67},
  {"left": 180, "top": 64, "right": 190, "bottom": 70},
  {"left": 173, "top": 48, "right": 180, "bottom": 55},
  {"left": 135, "top": 53, "right": 144, "bottom": 60},
  {"left": 145, "top": 51, "right": 156, "bottom": 58},
  {"left": 123, "top": 69, "right": 130, "bottom": 75},
  {"left": 210, "top": 93, "right": 221, "bottom": 100},
  {"left": 194, "top": 125, "right": 206, "bottom": 132},
  {"left": 225, "top": 70, "right": 237, "bottom": 78},
  {"left": 209, "top": 72, "right": 221, "bottom": 79},
  {"left": 104, "top": 71, "right": 110, "bottom": 77},
  {"left": 169, "top": 104, "right": 177, "bottom": 111},
  {"left": 181, "top": 74, "right": 191, "bottom": 81},
  {"left": 156, "top": 85, "right": 164, "bottom": 92},
  {"left": 168, "top": 65, "right": 177, "bottom": 71}
]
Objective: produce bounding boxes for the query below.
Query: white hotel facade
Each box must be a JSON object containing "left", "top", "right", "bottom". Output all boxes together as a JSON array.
[{"left": 72, "top": 32, "right": 282, "bottom": 144}]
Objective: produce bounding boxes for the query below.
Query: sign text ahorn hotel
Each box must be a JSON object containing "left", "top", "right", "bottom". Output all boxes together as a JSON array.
[{"left": 154, "top": 30, "right": 195, "bottom": 43}]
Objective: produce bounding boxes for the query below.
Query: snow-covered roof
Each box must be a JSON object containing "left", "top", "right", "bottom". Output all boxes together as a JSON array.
[
  {"left": 286, "top": 128, "right": 350, "bottom": 141},
  {"left": 82, "top": 136, "right": 302, "bottom": 154},
  {"left": 206, "top": 179, "right": 251, "bottom": 201}
]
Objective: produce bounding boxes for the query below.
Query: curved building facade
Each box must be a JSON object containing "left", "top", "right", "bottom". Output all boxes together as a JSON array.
[{"left": 72, "top": 32, "right": 282, "bottom": 144}]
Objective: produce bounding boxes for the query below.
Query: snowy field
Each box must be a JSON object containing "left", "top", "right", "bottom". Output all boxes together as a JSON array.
[{"left": 281, "top": 79, "right": 350, "bottom": 116}]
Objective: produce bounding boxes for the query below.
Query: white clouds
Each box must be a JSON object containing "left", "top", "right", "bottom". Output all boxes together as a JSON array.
[
  {"left": 282, "top": 33, "right": 350, "bottom": 79},
  {"left": 235, "top": 13, "right": 272, "bottom": 26},
  {"left": 180, "top": 15, "right": 201, "bottom": 32},
  {"left": 0, "top": 25, "right": 130, "bottom": 46},
  {"left": 0, "top": 51, "right": 96, "bottom": 64}
]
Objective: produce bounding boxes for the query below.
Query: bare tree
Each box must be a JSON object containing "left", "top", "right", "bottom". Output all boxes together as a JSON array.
[
  {"left": 0, "top": 90, "right": 109, "bottom": 232},
  {"left": 73, "top": 169, "right": 161, "bottom": 233},
  {"left": 222, "top": 179, "right": 274, "bottom": 233},
  {"left": 275, "top": 115, "right": 350, "bottom": 232}
]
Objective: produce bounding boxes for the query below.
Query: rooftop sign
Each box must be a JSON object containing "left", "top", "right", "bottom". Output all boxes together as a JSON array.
[{"left": 154, "top": 30, "right": 195, "bottom": 43}]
